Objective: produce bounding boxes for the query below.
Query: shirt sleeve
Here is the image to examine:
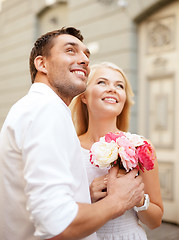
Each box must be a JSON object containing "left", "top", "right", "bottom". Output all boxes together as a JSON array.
[{"left": 21, "top": 100, "right": 79, "bottom": 239}]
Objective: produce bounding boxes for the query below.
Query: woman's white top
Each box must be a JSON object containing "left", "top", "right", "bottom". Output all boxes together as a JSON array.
[{"left": 81, "top": 147, "right": 148, "bottom": 240}]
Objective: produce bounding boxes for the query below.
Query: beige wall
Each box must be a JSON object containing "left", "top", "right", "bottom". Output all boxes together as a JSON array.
[
  {"left": 0, "top": 0, "right": 172, "bottom": 130},
  {"left": 0, "top": 0, "right": 34, "bottom": 126}
]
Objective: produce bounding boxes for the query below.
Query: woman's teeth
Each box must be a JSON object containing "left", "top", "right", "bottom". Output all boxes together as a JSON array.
[{"left": 103, "top": 98, "right": 117, "bottom": 103}]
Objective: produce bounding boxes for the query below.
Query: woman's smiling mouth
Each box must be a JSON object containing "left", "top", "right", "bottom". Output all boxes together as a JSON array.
[{"left": 102, "top": 97, "right": 118, "bottom": 103}]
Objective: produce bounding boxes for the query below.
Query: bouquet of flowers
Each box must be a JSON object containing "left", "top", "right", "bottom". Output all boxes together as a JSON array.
[{"left": 89, "top": 132, "right": 155, "bottom": 172}]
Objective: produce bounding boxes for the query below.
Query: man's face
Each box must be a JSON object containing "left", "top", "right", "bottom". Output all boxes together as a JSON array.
[{"left": 44, "top": 34, "right": 90, "bottom": 105}]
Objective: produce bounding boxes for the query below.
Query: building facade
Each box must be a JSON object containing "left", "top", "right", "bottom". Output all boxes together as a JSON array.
[{"left": 0, "top": 0, "right": 178, "bottom": 224}]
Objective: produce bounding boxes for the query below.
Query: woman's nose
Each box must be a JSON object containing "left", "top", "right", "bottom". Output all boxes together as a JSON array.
[{"left": 106, "top": 84, "right": 116, "bottom": 93}]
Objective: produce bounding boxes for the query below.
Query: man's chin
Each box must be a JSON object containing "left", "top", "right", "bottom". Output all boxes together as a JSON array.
[
  {"left": 73, "top": 88, "right": 86, "bottom": 98},
  {"left": 76, "top": 82, "right": 87, "bottom": 95}
]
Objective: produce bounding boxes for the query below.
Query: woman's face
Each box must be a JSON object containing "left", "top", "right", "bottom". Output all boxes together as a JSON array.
[{"left": 82, "top": 67, "right": 127, "bottom": 119}]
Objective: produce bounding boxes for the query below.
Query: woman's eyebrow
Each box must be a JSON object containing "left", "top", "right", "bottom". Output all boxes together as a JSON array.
[
  {"left": 97, "top": 77, "right": 108, "bottom": 80},
  {"left": 96, "top": 78, "right": 125, "bottom": 84}
]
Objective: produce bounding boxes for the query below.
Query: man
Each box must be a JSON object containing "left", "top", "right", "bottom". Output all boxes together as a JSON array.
[{"left": 0, "top": 27, "right": 144, "bottom": 240}]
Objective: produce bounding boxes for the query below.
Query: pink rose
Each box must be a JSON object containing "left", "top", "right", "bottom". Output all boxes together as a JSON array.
[
  {"left": 116, "top": 136, "right": 138, "bottom": 172},
  {"left": 105, "top": 132, "right": 125, "bottom": 143},
  {"left": 124, "top": 132, "right": 145, "bottom": 147},
  {"left": 136, "top": 141, "right": 155, "bottom": 171}
]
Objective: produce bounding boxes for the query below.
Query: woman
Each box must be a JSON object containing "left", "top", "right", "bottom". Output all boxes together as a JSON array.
[{"left": 70, "top": 62, "right": 163, "bottom": 239}]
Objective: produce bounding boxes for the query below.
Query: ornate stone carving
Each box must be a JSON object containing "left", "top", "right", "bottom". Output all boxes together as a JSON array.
[
  {"left": 152, "top": 57, "right": 168, "bottom": 74},
  {"left": 147, "top": 16, "right": 175, "bottom": 53},
  {"left": 153, "top": 57, "right": 167, "bottom": 69}
]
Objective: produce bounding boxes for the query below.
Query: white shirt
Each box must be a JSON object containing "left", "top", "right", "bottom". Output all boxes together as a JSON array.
[{"left": 0, "top": 83, "right": 97, "bottom": 240}]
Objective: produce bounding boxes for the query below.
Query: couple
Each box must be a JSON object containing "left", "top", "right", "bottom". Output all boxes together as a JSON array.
[{"left": 0, "top": 27, "right": 163, "bottom": 240}]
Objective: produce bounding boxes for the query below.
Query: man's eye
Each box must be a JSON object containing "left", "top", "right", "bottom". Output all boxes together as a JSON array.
[
  {"left": 67, "top": 48, "right": 75, "bottom": 53},
  {"left": 97, "top": 81, "right": 106, "bottom": 85}
]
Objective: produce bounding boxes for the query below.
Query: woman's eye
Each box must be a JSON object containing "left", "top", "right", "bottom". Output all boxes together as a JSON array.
[{"left": 117, "top": 84, "right": 124, "bottom": 89}]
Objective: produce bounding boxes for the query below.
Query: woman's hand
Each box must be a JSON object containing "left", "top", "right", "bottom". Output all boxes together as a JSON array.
[
  {"left": 90, "top": 169, "right": 127, "bottom": 203},
  {"left": 89, "top": 175, "right": 108, "bottom": 203},
  {"left": 117, "top": 169, "right": 126, "bottom": 178}
]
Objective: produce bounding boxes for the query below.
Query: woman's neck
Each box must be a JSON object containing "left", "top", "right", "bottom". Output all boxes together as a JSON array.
[{"left": 80, "top": 116, "right": 119, "bottom": 149}]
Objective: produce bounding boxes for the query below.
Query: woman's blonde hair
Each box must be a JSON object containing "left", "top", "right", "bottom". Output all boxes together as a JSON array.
[{"left": 70, "top": 62, "right": 134, "bottom": 136}]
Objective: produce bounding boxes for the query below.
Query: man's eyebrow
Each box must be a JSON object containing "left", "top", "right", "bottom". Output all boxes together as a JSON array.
[
  {"left": 64, "top": 42, "right": 90, "bottom": 56},
  {"left": 64, "top": 42, "right": 78, "bottom": 47}
]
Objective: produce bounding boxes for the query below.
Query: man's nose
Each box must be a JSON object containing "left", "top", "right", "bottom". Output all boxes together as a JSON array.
[{"left": 78, "top": 51, "right": 89, "bottom": 66}]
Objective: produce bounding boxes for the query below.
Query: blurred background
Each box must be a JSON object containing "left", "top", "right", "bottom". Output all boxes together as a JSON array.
[{"left": 0, "top": 0, "right": 179, "bottom": 233}]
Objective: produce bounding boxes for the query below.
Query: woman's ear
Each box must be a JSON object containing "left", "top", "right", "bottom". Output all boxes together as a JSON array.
[
  {"left": 81, "top": 93, "right": 87, "bottom": 104},
  {"left": 34, "top": 56, "right": 48, "bottom": 75}
]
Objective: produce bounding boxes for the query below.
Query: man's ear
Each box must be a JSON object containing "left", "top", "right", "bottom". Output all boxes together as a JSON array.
[
  {"left": 34, "top": 56, "right": 48, "bottom": 74},
  {"left": 81, "top": 93, "right": 87, "bottom": 104}
]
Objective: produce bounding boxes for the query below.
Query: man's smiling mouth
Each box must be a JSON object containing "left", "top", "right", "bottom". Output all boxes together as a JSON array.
[{"left": 71, "top": 70, "right": 86, "bottom": 77}]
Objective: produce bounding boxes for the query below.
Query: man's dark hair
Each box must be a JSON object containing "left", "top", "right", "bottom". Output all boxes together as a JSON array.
[{"left": 29, "top": 27, "right": 84, "bottom": 83}]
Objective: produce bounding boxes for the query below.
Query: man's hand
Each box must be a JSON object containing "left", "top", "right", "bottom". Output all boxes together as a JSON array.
[{"left": 107, "top": 165, "right": 144, "bottom": 218}]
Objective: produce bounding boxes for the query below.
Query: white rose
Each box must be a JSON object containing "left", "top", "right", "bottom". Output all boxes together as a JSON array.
[{"left": 90, "top": 139, "right": 118, "bottom": 168}]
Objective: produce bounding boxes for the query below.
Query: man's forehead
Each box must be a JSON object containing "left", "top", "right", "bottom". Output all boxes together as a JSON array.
[{"left": 56, "top": 34, "right": 88, "bottom": 50}]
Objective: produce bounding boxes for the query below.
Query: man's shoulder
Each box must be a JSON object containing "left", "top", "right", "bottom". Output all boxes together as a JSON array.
[
  {"left": 3, "top": 84, "right": 70, "bottom": 130},
  {"left": 11, "top": 87, "right": 60, "bottom": 111}
]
